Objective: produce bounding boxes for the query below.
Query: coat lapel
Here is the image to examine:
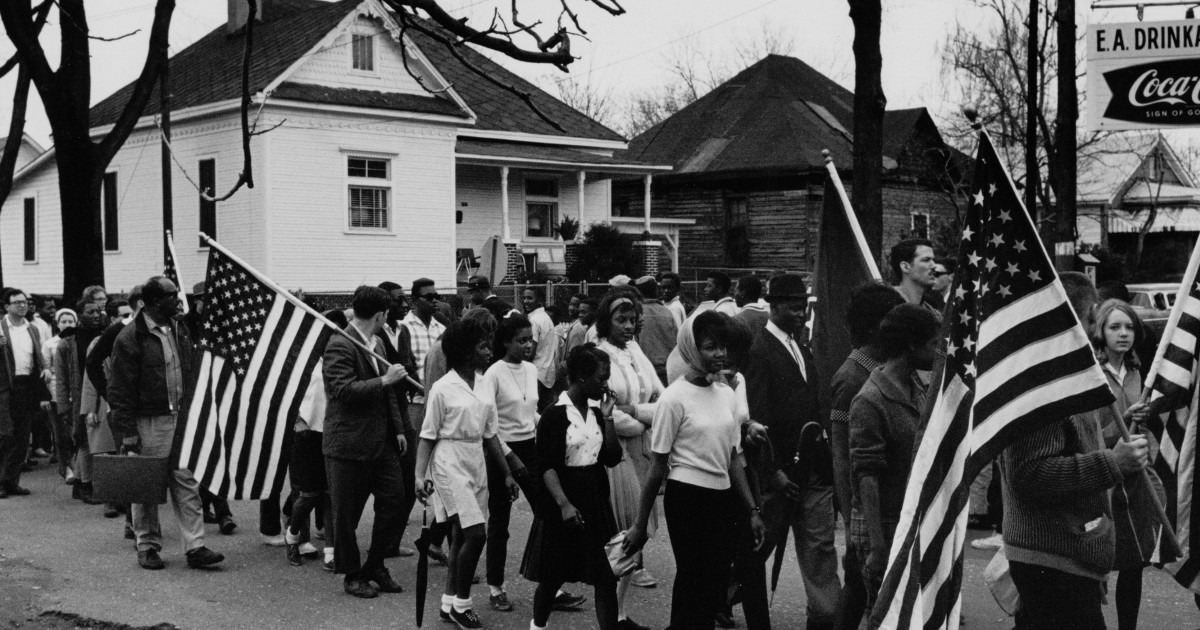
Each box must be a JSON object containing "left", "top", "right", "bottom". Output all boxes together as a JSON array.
[{"left": 0, "top": 318, "right": 15, "bottom": 388}]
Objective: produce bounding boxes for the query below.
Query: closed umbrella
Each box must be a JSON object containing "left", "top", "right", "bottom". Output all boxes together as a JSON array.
[{"left": 414, "top": 485, "right": 433, "bottom": 627}]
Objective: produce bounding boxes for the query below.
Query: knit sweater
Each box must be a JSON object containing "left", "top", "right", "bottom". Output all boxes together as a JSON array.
[{"left": 1000, "top": 410, "right": 1122, "bottom": 580}]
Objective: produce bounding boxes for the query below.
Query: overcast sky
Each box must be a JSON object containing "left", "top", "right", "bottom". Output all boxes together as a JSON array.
[{"left": 0, "top": 0, "right": 1195, "bottom": 149}]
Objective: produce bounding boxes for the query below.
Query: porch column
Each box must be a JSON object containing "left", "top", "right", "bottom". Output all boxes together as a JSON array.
[
  {"left": 577, "top": 170, "right": 586, "bottom": 235},
  {"left": 501, "top": 166, "right": 511, "bottom": 240},
  {"left": 643, "top": 174, "right": 652, "bottom": 233}
]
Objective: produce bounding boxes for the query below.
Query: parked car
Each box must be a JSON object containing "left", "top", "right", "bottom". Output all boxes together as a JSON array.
[{"left": 1127, "top": 282, "right": 1177, "bottom": 338}]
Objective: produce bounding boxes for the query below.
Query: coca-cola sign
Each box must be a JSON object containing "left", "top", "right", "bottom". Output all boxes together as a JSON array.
[{"left": 1102, "top": 59, "right": 1200, "bottom": 125}]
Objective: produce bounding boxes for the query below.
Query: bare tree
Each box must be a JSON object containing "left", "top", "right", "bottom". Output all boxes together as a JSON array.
[
  {"left": 0, "top": 0, "right": 626, "bottom": 297},
  {"left": 551, "top": 68, "right": 618, "bottom": 131},
  {"left": 849, "top": 0, "right": 885, "bottom": 260}
]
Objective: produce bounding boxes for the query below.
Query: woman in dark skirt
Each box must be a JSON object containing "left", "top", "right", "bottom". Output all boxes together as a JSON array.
[{"left": 521, "top": 344, "right": 623, "bottom": 630}]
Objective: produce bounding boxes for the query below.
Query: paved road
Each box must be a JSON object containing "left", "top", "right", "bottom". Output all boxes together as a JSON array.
[{"left": 1, "top": 463, "right": 1198, "bottom": 629}]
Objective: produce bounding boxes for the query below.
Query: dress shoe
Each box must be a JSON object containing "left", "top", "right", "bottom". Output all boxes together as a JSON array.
[
  {"left": 427, "top": 544, "right": 449, "bottom": 565},
  {"left": 365, "top": 566, "right": 404, "bottom": 593},
  {"left": 552, "top": 590, "right": 586, "bottom": 611},
  {"left": 185, "top": 546, "right": 225, "bottom": 569},
  {"left": 137, "top": 550, "right": 165, "bottom": 570},
  {"left": 78, "top": 483, "right": 100, "bottom": 504},
  {"left": 218, "top": 516, "right": 237, "bottom": 535},
  {"left": 103, "top": 503, "right": 120, "bottom": 518},
  {"left": 489, "top": 591, "right": 513, "bottom": 611},
  {"left": 448, "top": 608, "right": 483, "bottom": 629},
  {"left": 344, "top": 577, "right": 379, "bottom": 599},
  {"left": 4, "top": 484, "right": 31, "bottom": 497},
  {"left": 286, "top": 543, "right": 303, "bottom": 567},
  {"left": 124, "top": 524, "right": 136, "bottom": 540}
]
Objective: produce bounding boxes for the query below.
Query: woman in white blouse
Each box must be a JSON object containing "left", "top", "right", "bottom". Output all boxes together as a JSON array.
[
  {"left": 595, "top": 287, "right": 664, "bottom": 630},
  {"left": 416, "top": 319, "right": 519, "bottom": 630}
]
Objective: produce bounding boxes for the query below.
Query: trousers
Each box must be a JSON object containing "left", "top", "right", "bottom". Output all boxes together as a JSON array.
[
  {"left": 130, "top": 414, "right": 206, "bottom": 554},
  {"left": 0, "top": 376, "right": 38, "bottom": 486},
  {"left": 664, "top": 480, "right": 737, "bottom": 630},
  {"left": 326, "top": 446, "right": 405, "bottom": 577},
  {"left": 486, "top": 437, "right": 540, "bottom": 587},
  {"left": 1010, "top": 560, "right": 1106, "bottom": 630}
]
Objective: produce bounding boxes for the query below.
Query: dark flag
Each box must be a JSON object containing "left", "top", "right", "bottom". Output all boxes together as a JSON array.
[
  {"left": 162, "top": 229, "right": 190, "bottom": 315},
  {"left": 811, "top": 152, "right": 883, "bottom": 398},
  {"left": 870, "top": 129, "right": 1114, "bottom": 629},
  {"left": 178, "top": 239, "right": 333, "bottom": 500},
  {"left": 1143, "top": 241, "right": 1200, "bottom": 591}
]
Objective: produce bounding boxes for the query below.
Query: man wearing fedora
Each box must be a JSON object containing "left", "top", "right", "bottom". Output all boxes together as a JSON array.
[{"left": 744, "top": 273, "right": 840, "bottom": 630}]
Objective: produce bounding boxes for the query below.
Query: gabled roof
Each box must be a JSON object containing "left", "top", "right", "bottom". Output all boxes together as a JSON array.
[
  {"left": 89, "top": 0, "right": 623, "bottom": 144},
  {"left": 1078, "top": 133, "right": 1200, "bottom": 206},
  {"left": 622, "top": 55, "right": 950, "bottom": 178}
]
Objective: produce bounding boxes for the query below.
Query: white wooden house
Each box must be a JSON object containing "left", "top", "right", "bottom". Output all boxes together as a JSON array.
[{"left": 0, "top": 0, "right": 673, "bottom": 295}]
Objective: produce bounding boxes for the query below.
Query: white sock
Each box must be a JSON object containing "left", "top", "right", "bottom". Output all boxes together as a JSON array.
[
  {"left": 441, "top": 593, "right": 454, "bottom": 613},
  {"left": 453, "top": 596, "right": 472, "bottom": 612},
  {"left": 530, "top": 622, "right": 546, "bottom": 630},
  {"left": 489, "top": 583, "right": 504, "bottom": 597},
  {"left": 284, "top": 528, "right": 302, "bottom": 545}
]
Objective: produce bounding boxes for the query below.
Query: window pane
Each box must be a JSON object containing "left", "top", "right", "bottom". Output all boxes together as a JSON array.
[
  {"left": 199, "top": 159, "right": 217, "bottom": 245},
  {"left": 103, "top": 172, "right": 119, "bottom": 251},
  {"left": 352, "top": 34, "right": 373, "bottom": 71},
  {"left": 526, "top": 202, "right": 556, "bottom": 237},
  {"left": 525, "top": 179, "right": 558, "bottom": 198},
  {"left": 349, "top": 186, "right": 389, "bottom": 229},
  {"left": 348, "top": 157, "right": 366, "bottom": 178},
  {"left": 348, "top": 157, "right": 387, "bottom": 179},
  {"left": 23, "top": 197, "right": 35, "bottom": 262},
  {"left": 912, "top": 213, "right": 929, "bottom": 239}
]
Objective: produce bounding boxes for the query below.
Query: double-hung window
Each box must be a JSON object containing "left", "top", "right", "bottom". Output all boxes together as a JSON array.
[
  {"left": 347, "top": 156, "right": 391, "bottom": 231},
  {"left": 525, "top": 178, "right": 559, "bottom": 238}
]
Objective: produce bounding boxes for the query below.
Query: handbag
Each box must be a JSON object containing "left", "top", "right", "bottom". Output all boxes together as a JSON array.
[{"left": 605, "top": 531, "right": 640, "bottom": 578}]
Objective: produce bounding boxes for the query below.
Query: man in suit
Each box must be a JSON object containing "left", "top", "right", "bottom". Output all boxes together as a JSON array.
[
  {"left": 745, "top": 273, "right": 841, "bottom": 630},
  {"left": 109, "top": 277, "right": 224, "bottom": 571},
  {"left": 0, "top": 287, "right": 49, "bottom": 498},
  {"left": 323, "top": 285, "right": 411, "bottom": 599}
]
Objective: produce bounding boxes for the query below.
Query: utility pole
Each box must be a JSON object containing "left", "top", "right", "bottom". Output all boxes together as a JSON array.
[
  {"left": 1055, "top": 0, "right": 1078, "bottom": 265},
  {"left": 1025, "top": 0, "right": 1040, "bottom": 222},
  {"left": 160, "top": 44, "right": 173, "bottom": 263}
]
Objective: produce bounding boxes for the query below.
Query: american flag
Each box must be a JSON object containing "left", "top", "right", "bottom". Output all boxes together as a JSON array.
[
  {"left": 162, "top": 230, "right": 190, "bottom": 315},
  {"left": 870, "top": 129, "right": 1114, "bottom": 629},
  {"left": 1145, "top": 263, "right": 1200, "bottom": 591},
  {"left": 178, "top": 244, "right": 333, "bottom": 500}
]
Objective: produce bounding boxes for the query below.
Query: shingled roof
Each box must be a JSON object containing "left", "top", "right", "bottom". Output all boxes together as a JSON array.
[
  {"left": 623, "top": 54, "right": 949, "bottom": 177},
  {"left": 90, "top": 0, "right": 623, "bottom": 143}
]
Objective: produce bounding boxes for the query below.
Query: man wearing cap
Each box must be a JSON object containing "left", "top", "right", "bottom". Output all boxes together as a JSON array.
[
  {"left": 181, "top": 282, "right": 206, "bottom": 340},
  {"left": 633, "top": 276, "right": 677, "bottom": 385},
  {"left": 465, "top": 275, "right": 513, "bottom": 322},
  {"left": 744, "top": 273, "right": 840, "bottom": 630}
]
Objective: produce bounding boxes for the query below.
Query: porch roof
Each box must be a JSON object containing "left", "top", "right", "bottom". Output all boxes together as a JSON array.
[{"left": 455, "top": 139, "right": 671, "bottom": 174}]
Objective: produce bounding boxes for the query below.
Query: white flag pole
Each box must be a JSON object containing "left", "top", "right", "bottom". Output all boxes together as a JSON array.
[
  {"left": 198, "top": 232, "right": 423, "bottom": 392},
  {"left": 823, "top": 150, "right": 883, "bottom": 281}
]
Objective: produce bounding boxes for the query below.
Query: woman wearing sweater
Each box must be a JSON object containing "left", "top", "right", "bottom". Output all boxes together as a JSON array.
[
  {"left": 521, "top": 344, "right": 623, "bottom": 630},
  {"left": 43, "top": 308, "right": 76, "bottom": 482},
  {"left": 625, "top": 311, "right": 765, "bottom": 630},
  {"left": 596, "top": 288, "right": 664, "bottom": 629},
  {"left": 1092, "top": 299, "right": 1165, "bottom": 630},
  {"left": 849, "top": 303, "right": 939, "bottom": 607},
  {"left": 480, "top": 312, "right": 542, "bottom": 611}
]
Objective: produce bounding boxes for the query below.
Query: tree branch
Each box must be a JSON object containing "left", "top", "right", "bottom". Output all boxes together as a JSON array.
[
  {"left": 88, "top": 28, "right": 140, "bottom": 42},
  {"left": 0, "top": 64, "right": 33, "bottom": 204},
  {"left": 0, "top": 0, "right": 50, "bottom": 80},
  {"left": 383, "top": 0, "right": 574, "bottom": 66},
  {"left": 0, "top": 1, "right": 59, "bottom": 91}
]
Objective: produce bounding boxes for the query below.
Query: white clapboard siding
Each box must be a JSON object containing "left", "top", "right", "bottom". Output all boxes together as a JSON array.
[
  {"left": 262, "top": 111, "right": 457, "bottom": 290},
  {"left": 1, "top": 164, "right": 62, "bottom": 294},
  {"left": 288, "top": 15, "right": 434, "bottom": 96}
]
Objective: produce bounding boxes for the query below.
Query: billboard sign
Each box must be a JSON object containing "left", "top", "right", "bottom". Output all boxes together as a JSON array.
[{"left": 1087, "top": 20, "right": 1200, "bottom": 130}]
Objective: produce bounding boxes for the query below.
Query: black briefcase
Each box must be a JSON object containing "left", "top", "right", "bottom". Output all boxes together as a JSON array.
[{"left": 92, "top": 454, "right": 171, "bottom": 505}]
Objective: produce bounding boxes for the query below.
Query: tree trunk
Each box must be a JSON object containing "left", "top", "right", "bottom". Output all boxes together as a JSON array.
[
  {"left": 1025, "top": 0, "right": 1039, "bottom": 223},
  {"left": 848, "top": 0, "right": 885, "bottom": 264},
  {"left": 54, "top": 139, "right": 104, "bottom": 300}
]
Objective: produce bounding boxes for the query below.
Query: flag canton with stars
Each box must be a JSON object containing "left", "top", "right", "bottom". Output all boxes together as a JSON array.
[
  {"left": 163, "top": 246, "right": 180, "bottom": 288},
  {"left": 199, "top": 249, "right": 276, "bottom": 375},
  {"left": 946, "top": 133, "right": 1055, "bottom": 385}
]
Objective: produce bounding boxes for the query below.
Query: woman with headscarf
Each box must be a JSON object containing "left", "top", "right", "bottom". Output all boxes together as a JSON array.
[
  {"left": 624, "top": 311, "right": 765, "bottom": 630},
  {"left": 595, "top": 287, "right": 664, "bottom": 629}
]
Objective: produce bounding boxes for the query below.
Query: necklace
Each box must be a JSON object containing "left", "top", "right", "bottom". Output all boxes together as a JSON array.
[{"left": 504, "top": 361, "right": 528, "bottom": 401}]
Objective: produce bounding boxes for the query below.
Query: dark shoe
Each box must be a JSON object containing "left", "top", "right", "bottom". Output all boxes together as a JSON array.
[
  {"left": 489, "top": 591, "right": 513, "bottom": 611},
  {"left": 103, "top": 503, "right": 120, "bottom": 518},
  {"left": 323, "top": 557, "right": 335, "bottom": 572},
  {"left": 218, "top": 516, "right": 237, "bottom": 535},
  {"left": 617, "top": 618, "right": 650, "bottom": 630},
  {"left": 552, "top": 590, "right": 586, "bottom": 611},
  {"left": 427, "top": 544, "right": 448, "bottom": 565},
  {"left": 0, "top": 487, "right": 8, "bottom": 499},
  {"left": 365, "top": 566, "right": 403, "bottom": 593},
  {"left": 344, "top": 577, "right": 379, "bottom": 599},
  {"left": 5, "top": 484, "right": 31, "bottom": 497},
  {"left": 72, "top": 484, "right": 84, "bottom": 500},
  {"left": 78, "top": 483, "right": 100, "bottom": 504},
  {"left": 203, "top": 510, "right": 218, "bottom": 524},
  {"left": 715, "top": 611, "right": 737, "bottom": 628},
  {"left": 137, "top": 550, "right": 165, "bottom": 570},
  {"left": 286, "top": 544, "right": 303, "bottom": 566},
  {"left": 185, "top": 546, "right": 225, "bottom": 569},
  {"left": 448, "top": 608, "right": 483, "bottom": 629},
  {"left": 967, "top": 514, "right": 991, "bottom": 530},
  {"left": 124, "top": 524, "right": 135, "bottom": 540},
  {"left": 439, "top": 609, "right": 452, "bottom": 623}
]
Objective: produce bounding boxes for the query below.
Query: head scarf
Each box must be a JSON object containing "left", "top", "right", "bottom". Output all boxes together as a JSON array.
[
  {"left": 54, "top": 308, "right": 78, "bottom": 329},
  {"left": 676, "top": 314, "right": 722, "bottom": 383}
]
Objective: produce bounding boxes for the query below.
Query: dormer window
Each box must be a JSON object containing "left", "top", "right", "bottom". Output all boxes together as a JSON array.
[{"left": 351, "top": 33, "right": 374, "bottom": 72}]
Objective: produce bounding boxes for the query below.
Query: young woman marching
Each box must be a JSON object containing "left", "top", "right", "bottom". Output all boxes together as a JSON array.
[
  {"left": 521, "top": 344, "right": 623, "bottom": 630},
  {"left": 416, "top": 319, "right": 519, "bottom": 630}
]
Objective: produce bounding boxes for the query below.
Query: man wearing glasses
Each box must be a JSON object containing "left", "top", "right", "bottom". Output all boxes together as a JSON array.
[
  {"left": 0, "top": 288, "right": 48, "bottom": 498},
  {"left": 402, "top": 278, "right": 447, "bottom": 400}
]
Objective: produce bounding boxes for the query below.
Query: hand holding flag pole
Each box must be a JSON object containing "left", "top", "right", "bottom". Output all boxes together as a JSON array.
[{"left": 198, "top": 233, "right": 423, "bottom": 393}]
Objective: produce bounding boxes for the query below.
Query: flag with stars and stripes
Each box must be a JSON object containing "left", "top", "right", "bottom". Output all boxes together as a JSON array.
[
  {"left": 162, "top": 230, "right": 190, "bottom": 315},
  {"left": 869, "top": 129, "right": 1114, "bottom": 630},
  {"left": 178, "top": 244, "right": 333, "bottom": 500},
  {"left": 1144, "top": 243, "right": 1200, "bottom": 592}
]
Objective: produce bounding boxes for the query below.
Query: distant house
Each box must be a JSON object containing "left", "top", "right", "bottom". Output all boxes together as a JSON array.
[
  {"left": 1076, "top": 134, "right": 1200, "bottom": 276},
  {"left": 612, "top": 54, "right": 966, "bottom": 276},
  {"left": 1, "top": 0, "right": 669, "bottom": 295}
]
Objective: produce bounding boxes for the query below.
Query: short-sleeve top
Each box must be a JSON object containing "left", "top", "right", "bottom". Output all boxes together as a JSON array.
[
  {"left": 538, "top": 391, "right": 622, "bottom": 473},
  {"left": 650, "top": 380, "right": 742, "bottom": 490},
  {"left": 420, "top": 369, "right": 499, "bottom": 442}
]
